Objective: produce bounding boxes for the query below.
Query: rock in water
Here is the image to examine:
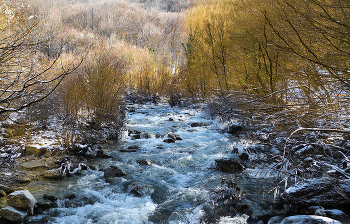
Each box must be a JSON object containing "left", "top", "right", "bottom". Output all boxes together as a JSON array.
[
  {"left": 215, "top": 158, "right": 245, "bottom": 173},
  {"left": 103, "top": 166, "right": 126, "bottom": 180},
  {"left": 128, "top": 182, "right": 154, "bottom": 197},
  {"left": 7, "top": 190, "right": 36, "bottom": 215},
  {"left": 137, "top": 159, "right": 152, "bottom": 165},
  {"left": 190, "top": 122, "right": 208, "bottom": 127},
  {"left": 280, "top": 178, "right": 350, "bottom": 206},
  {"left": 168, "top": 133, "right": 182, "bottom": 141},
  {"left": 0, "top": 206, "right": 27, "bottom": 222},
  {"left": 279, "top": 215, "right": 341, "bottom": 224},
  {"left": 163, "top": 138, "right": 175, "bottom": 143},
  {"left": 227, "top": 123, "right": 243, "bottom": 135}
]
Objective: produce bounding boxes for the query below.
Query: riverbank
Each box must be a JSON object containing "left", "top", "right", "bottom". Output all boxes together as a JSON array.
[{"left": 1, "top": 100, "right": 350, "bottom": 223}]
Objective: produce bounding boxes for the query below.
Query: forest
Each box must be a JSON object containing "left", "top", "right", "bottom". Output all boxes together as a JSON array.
[
  {"left": 1, "top": 0, "right": 349, "bottom": 138},
  {"left": 1, "top": 0, "right": 350, "bottom": 223}
]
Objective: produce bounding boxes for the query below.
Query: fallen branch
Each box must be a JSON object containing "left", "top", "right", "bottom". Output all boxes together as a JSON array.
[{"left": 283, "top": 128, "right": 350, "bottom": 158}]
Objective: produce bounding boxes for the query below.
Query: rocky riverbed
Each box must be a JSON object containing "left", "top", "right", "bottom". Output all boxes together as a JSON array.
[{"left": 1, "top": 102, "right": 350, "bottom": 223}]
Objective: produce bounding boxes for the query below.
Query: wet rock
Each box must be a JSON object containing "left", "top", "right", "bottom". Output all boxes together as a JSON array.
[
  {"left": 279, "top": 177, "right": 350, "bottom": 206},
  {"left": 163, "top": 138, "right": 175, "bottom": 143},
  {"left": 324, "top": 209, "right": 350, "bottom": 223},
  {"left": 137, "top": 159, "right": 152, "bottom": 165},
  {"left": 132, "top": 134, "right": 141, "bottom": 140},
  {"left": 268, "top": 215, "right": 285, "bottom": 224},
  {"left": 235, "top": 203, "right": 253, "bottom": 215},
  {"left": 16, "top": 177, "right": 31, "bottom": 184},
  {"left": 0, "top": 206, "right": 27, "bottom": 222},
  {"left": 7, "top": 190, "right": 36, "bottom": 215},
  {"left": 77, "top": 163, "right": 88, "bottom": 171},
  {"left": 168, "top": 117, "right": 174, "bottom": 121},
  {"left": 128, "top": 182, "right": 154, "bottom": 197},
  {"left": 85, "top": 145, "right": 102, "bottom": 158},
  {"left": 238, "top": 153, "right": 249, "bottom": 160},
  {"left": 0, "top": 185, "right": 12, "bottom": 194},
  {"left": 215, "top": 158, "right": 245, "bottom": 173},
  {"left": 0, "top": 191, "right": 5, "bottom": 197},
  {"left": 89, "top": 165, "right": 97, "bottom": 170},
  {"left": 18, "top": 158, "right": 55, "bottom": 172},
  {"left": 43, "top": 194, "right": 57, "bottom": 202},
  {"left": 190, "top": 122, "right": 208, "bottom": 127},
  {"left": 65, "top": 194, "right": 76, "bottom": 200},
  {"left": 227, "top": 123, "right": 243, "bottom": 135},
  {"left": 34, "top": 198, "right": 56, "bottom": 214},
  {"left": 168, "top": 133, "right": 182, "bottom": 141},
  {"left": 96, "top": 147, "right": 108, "bottom": 158},
  {"left": 120, "top": 145, "right": 140, "bottom": 152},
  {"left": 279, "top": 215, "right": 341, "bottom": 224},
  {"left": 103, "top": 166, "right": 126, "bottom": 180},
  {"left": 144, "top": 133, "right": 156, "bottom": 139},
  {"left": 42, "top": 169, "right": 63, "bottom": 180}
]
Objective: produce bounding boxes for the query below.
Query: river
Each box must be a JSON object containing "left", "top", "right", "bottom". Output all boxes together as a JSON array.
[{"left": 27, "top": 102, "right": 279, "bottom": 224}]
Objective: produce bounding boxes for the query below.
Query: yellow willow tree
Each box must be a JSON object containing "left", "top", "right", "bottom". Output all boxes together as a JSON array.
[
  {"left": 183, "top": 0, "right": 287, "bottom": 102},
  {"left": 183, "top": 0, "right": 236, "bottom": 98},
  {"left": 255, "top": 0, "right": 350, "bottom": 108}
]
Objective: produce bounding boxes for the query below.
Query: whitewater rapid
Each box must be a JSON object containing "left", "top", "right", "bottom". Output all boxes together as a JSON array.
[{"left": 27, "top": 102, "right": 274, "bottom": 224}]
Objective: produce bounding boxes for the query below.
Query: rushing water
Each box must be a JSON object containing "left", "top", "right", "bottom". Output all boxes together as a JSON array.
[{"left": 27, "top": 103, "right": 279, "bottom": 224}]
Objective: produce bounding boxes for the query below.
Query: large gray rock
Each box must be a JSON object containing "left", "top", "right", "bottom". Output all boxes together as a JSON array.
[
  {"left": 0, "top": 206, "right": 27, "bottom": 222},
  {"left": 18, "top": 158, "right": 53, "bottom": 171},
  {"left": 280, "top": 178, "right": 350, "bottom": 206},
  {"left": 42, "top": 169, "right": 63, "bottom": 180},
  {"left": 104, "top": 166, "right": 126, "bottom": 180},
  {"left": 279, "top": 215, "right": 341, "bottom": 224},
  {"left": 7, "top": 190, "right": 36, "bottom": 215},
  {"left": 215, "top": 158, "right": 245, "bottom": 173}
]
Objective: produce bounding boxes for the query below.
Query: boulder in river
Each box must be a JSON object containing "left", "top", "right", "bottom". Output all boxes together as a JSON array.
[
  {"left": 0, "top": 206, "right": 27, "bottom": 222},
  {"left": 34, "top": 197, "right": 57, "bottom": 214},
  {"left": 190, "top": 122, "right": 208, "bottom": 127},
  {"left": 279, "top": 177, "right": 350, "bottom": 206},
  {"left": 238, "top": 153, "right": 249, "bottom": 160},
  {"left": 7, "top": 190, "right": 36, "bottom": 215},
  {"left": 277, "top": 215, "right": 341, "bottom": 224},
  {"left": 227, "top": 123, "right": 243, "bottom": 135},
  {"left": 128, "top": 182, "right": 154, "bottom": 197},
  {"left": 137, "top": 159, "right": 152, "bottom": 165},
  {"left": 163, "top": 138, "right": 175, "bottom": 143},
  {"left": 168, "top": 133, "right": 182, "bottom": 141},
  {"left": 104, "top": 166, "right": 126, "bottom": 180},
  {"left": 120, "top": 145, "right": 140, "bottom": 152},
  {"left": 215, "top": 158, "right": 245, "bottom": 173}
]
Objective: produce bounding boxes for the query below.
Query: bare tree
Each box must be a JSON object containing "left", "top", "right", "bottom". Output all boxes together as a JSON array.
[{"left": 0, "top": 2, "right": 81, "bottom": 114}]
